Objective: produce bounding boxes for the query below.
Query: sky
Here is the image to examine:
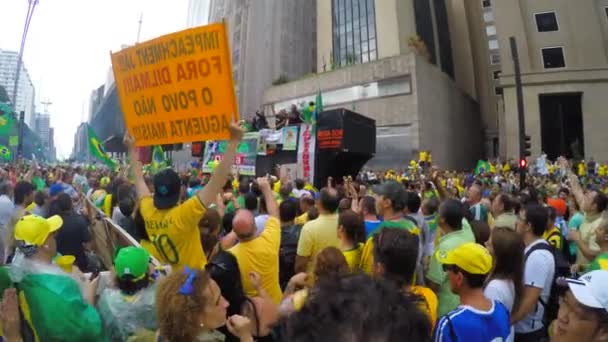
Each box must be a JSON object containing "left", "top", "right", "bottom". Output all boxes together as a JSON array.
[{"left": 0, "top": 0, "right": 209, "bottom": 159}]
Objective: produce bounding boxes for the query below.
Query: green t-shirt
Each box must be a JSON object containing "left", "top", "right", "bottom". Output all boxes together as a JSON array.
[
  {"left": 225, "top": 195, "right": 246, "bottom": 214},
  {"left": 587, "top": 252, "right": 608, "bottom": 272},
  {"left": 427, "top": 219, "right": 475, "bottom": 317}
]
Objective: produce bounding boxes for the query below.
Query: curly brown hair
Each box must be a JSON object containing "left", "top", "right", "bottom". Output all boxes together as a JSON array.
[
  {"left": 313, "top": 247, "right": 350, "bottom": 280},
  {"left": 156, "top": 268, "right": 211, "bottom": 341}
]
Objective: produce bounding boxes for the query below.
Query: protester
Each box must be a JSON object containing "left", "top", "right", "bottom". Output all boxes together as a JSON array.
[
  {"left": 11, "top": 214, "right": 103, "bottom": 341},
  {"left": 427, "top": 199, "right": 475, "bottom": 317},
  {"left": 295, "top": 188, "right": 340, "bottom": 273},
  {"left": 280, "top": 247, "right": 350, "bottom": 317},
  {"left": 511, "top": 204, "right": 555, "bottom": 341},
  {"left": 227, "top": 177, "right": 282, "bottom": 304},
  {"left": 97, "top": 247, "right": 158, "bottom": 341},
  {"left": 294, "top": 195, "right": 314, "bottom": 226},
  {"left": 278, "top": 199, "right": 301, "bottom": 289},
  {"left": 434, "top": 242, "right": 511, "bottom": 341},
  {"left": 359, "top": 181, "right": 420, "bottom": 274},
  {"left": 492, "top": 193, "right": 517, "bottom": 230},
  {"left": 358, "top": 195, "right": 380, "bottom": 238},
  {"left": 576, "top": 219, "right": 608, "bottom": 273},
  {"left": 156, "top": 268, "right": 253, "bottom": 341},
  {"left": 53, "top": 193, "right": 93, "bottom": 272},
  {"left": 552, "top": 270, "right": 608, "bottom": 341},
  {"left": 560, "top": 158, "right": 605, "bottom": 267},
  {"left": 126, "top": 123, "right": 243, "bottom": 270},
  {"left": 468, "top": 184, "right": 489, "bottom": 222},
  {"left": 372, "top": 227, "right": 438, "bottom": 327},
  {"left": 284, "top": 274, "right": 432, "bottom": 341},
  {"left": 337, "top": 209, "right": 365, "bottom": 272},
  {"left": 485, "top": 227, "right": 525, "bottom": 342}
]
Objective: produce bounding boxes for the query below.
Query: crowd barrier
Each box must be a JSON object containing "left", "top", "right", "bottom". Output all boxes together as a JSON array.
[{"left": 85, "top": 198, "right": 162, "bottom": 270}]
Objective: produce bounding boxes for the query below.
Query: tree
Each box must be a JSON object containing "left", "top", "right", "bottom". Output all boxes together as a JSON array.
[{"left": 0, "top": 86, "right": 9, "bottom": 104}]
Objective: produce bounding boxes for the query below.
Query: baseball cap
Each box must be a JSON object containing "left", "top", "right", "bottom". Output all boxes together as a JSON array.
[
  {"left": 372, "top": 181, "right": 407, "bottom": 210},
  {"left": 100, "top": 177, "right": 111, "bottom": 188},
  {"left": 14, "top": 215, "right": 63, "bottom": 246},
  {"left": 49, "top": 183, "right": 64, "bottom": 197},
  {"left": 436, "top": 242, "right": 493, "bottom": 275},
  {"left": 566, "top": 270, "right": 608, "bottom": 313},
  {"left": 153, "top": 169, "right": 181, "bottom": 209},
  {"left": 114, "top": 247, "right": 150, "bottom": 281}
]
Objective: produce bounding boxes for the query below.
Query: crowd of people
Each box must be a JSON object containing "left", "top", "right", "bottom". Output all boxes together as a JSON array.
[{"left": 0, "top": 122, "right": 604, "bottom": 341}]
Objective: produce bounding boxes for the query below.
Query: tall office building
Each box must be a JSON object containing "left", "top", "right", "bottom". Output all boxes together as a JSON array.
[
  {"left": 263, "top": 0, "right": 484, "bottom": 169},
  {"left": 0, "top": 49, "right": 36, "bottom": 127},
  {"left": 207, "top": 0, "right": 317, "bottom": 117},
  {"left": 490, "top": 1, "right": 608, "bottom": 160},
  {"left": 187, "top": 0, "right": 210, "bottom": 27},
  {"left": 34, "top": 112, "right": 50, "bottom": 147},
  {"left": 88, "top": 84, "right": 105, "bottom": 121}
]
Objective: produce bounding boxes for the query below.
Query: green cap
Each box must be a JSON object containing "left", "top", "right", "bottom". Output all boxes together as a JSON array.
[{"left": 114, "top": 247, "right": 150, "bottom": 281}]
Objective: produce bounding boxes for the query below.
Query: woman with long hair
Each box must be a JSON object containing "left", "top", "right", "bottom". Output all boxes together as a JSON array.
[
  {"left": 484, "top": 227, "right": 525, "bottom": 342},
  {"left": 156, "top": 267, "right": 253, "bottom": 341},
  {"left": 337, "top": 210, "right": 365, "bottom": 272}
]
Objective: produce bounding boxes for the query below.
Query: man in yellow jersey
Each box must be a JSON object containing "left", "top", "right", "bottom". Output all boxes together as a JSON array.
[
  {"left": 124, "top": 122, "right": 243, "bottom": 270},
  {"left": 229, "top": 177, "right": 282, "bottom": 304}
]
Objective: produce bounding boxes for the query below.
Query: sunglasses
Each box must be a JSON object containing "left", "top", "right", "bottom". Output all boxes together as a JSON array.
[{"left": 442, "top": 264, "right": 459, "bottom": 273}]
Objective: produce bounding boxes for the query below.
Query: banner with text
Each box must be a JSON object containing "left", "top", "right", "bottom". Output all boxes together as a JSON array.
[
  {"left": 297, "top": 124, "right": 315, "bottom": 184},
  {"left": 202, "top": 132, "right": 258, "bottom": 176},
  {"left": 111, "top": 22, "right": 238, "bottom": 146}
]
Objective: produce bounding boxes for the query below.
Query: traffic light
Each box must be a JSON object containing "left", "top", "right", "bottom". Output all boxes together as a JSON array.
[
  {"left": 519, "top": 159, "right": 527, "bottom": 169},
  {"left": 523, "top": 135, "right": 531, "bottom": 157}
]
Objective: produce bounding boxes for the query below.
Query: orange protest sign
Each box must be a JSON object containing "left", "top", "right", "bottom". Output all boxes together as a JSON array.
[{"left": 111, "top": 22, "right": 238, "bottom": 146}]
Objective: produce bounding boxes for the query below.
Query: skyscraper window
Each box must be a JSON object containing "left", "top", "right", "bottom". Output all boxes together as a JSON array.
[{"left": 332, "top": 0, "right": 377, "bottom": 67}]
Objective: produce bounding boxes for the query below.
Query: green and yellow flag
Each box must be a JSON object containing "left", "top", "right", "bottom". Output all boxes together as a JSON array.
[
  {"left": 0, "top": 103, "right": 16, "bottom": 136},
  {"left": 87, "top": 125, "right": 117, "bottom": 170},
  {"left": 0, "top": 145, "right": 10, "bottom": 161},
  {"left": 152, "top": 145, "right": 167, "bottom": 169}
]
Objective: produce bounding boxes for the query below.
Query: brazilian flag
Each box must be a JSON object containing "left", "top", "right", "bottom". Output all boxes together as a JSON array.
[
  {"left": 152, "top": 145, "right": 166, "bottom": 168},
  {"left": 87, "top": 125, "right": 117, "bottom": 170},
  {"left": 475, "top": 160, "right": 491, "bottom": 175},
  {"left": 0, "top": 103, "right": 16, "bottom": 136},
  {"left": 0, "top": 144, "right": 10, "bottom": 161}
]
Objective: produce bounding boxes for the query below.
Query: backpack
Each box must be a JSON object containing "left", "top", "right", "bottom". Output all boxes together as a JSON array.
[
  {"left": 524, "top": 242, "right": 570, "bottom": 328},
  {"left": 544, "top": 228, "right": 575, "bottom": 265},
  {"left": 279, "top": 225, "right": 301, "bottom": 290}
]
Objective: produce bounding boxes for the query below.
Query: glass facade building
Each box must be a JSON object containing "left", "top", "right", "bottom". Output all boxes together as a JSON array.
[{"left": 331, "top": 0, "right": 377, "bottom": 66}]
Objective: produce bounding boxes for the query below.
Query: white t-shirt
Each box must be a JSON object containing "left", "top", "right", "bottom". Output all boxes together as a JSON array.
[
  {"left": 514, "top": 239, "right": 555, "bottom": 334},
  {"left": 485, "top": 278, "right": 515, "bottom": 342}
]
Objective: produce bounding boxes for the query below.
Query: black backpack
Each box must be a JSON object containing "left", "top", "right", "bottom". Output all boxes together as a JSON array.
[
  {"left": 524, "top": 241, "right": 570, "bottom": 328},
  {"left": 279, "top": 225, "right": 302, "bottom": 290}
]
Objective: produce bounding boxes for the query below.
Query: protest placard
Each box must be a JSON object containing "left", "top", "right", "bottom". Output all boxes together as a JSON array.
[{"left": 111, "top": 22, "right": 238, "bottom": 146}]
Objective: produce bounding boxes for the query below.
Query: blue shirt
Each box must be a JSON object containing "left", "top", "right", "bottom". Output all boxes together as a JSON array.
[
  {"left": 364, "top": 219, "right": 381, "bottom": 238},
  {"left": 434, "top": 301, "right": 510, "bottom": 342}
]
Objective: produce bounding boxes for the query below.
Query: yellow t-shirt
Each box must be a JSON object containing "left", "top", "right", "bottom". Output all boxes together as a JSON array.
[
  {"left": 294, "top": 212, "right": 309, "bottom": 226},
  {"left": 359, "top": 219, "right": 420, "bottom": 274},
  {"left": 297, "top": 214, "right": 341, "bottom": 271},
  {"left": 229, "top": 217, "right": 282, "bottom": 304},
  {"left": 411, "top": 286, "right": 438, "bottom": 328},
  {"left": 342, "top": 243, "right": 363, "bottom": 272},
  {"left": 140, "top": 196, "right": 207, "bottom": 270}
]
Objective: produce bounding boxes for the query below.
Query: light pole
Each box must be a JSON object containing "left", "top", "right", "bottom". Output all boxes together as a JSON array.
[{"left": 11, "top": 0, "right": 39, "bottom": 111}]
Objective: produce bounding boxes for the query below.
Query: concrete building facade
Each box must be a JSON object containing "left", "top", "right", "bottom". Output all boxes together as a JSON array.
[
  {"left": 0, "top": 49, "right": 36, "bottom": 127},
  {"left": 264, "top": 0, "right": 484, "bottom": 170},
  {"left": 492, "top": 0, "right": 608, "bottom": 160},
  {"left": 208, "top": 0, "right": 317, "bottom": 117}
]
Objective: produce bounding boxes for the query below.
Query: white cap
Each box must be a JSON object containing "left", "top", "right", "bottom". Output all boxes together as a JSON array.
[{"left": 566, "top": 270, "right": 608, "bottom": 313}]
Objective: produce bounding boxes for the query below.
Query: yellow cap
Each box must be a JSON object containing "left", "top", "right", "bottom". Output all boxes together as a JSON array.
[
  {"left": 14, "top": 215, "right": 63, "bottom": 246},
  {"left": 436, "top": 242, "right": 493, "bottom": 275},
  {"left": 100, "top": 177, "right": 111, "bottom": 187}
]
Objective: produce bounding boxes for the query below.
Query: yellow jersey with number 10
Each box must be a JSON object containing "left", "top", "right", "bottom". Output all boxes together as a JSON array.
[{"left": 140, "top": 196, "right": 208, "bottom": 270}]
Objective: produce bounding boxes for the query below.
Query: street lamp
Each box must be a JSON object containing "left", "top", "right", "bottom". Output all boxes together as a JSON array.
[{"left": 11, "top": 0, "right": 40, "bottom": 110}]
